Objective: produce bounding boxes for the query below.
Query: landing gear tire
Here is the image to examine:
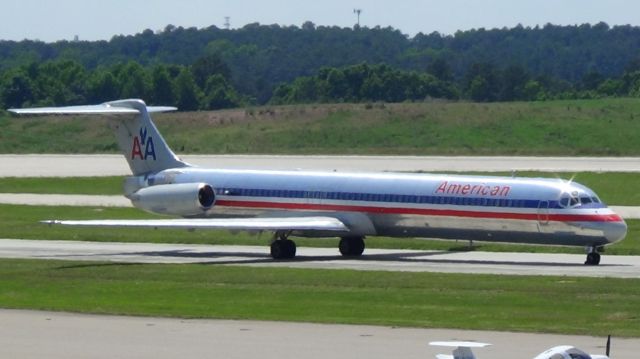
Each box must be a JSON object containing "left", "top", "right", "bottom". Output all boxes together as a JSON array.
[
  {"left": 270, "top": 239, "right": 296, "bottom": 260},
  {"left": 339, "top": 236, "right": 365, "bottom": 257},
  {"left": 585, "top": 252, "right": 601, "bottom": 266}
]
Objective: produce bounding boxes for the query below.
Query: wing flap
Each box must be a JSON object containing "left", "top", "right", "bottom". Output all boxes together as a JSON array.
[{"left": 42, "top": 216, "right": 349, "bottom": 232}]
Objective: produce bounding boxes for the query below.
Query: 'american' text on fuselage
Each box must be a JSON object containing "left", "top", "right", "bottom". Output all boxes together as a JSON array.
[{"left": 434, "top": 181, "right": 510, "bottom": 197}]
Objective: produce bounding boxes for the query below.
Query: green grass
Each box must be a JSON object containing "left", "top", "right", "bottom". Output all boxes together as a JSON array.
[
  {"left": 1, "top": 171, "right": 638, "bottom": 205},
  {"left": 0, "top": 176, "right": 123, "bottom": 195},
  {"left": 3, "top": 98, "right": 640, "bottom": 155},
  {"left": 0, "top": 258, "right": 638, "bottom": 336},
  {"left": 0, "top": 204, "right": 638, "bottom": 255}
]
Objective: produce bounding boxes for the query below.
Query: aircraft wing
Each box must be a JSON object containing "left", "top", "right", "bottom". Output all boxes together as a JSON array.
[{"left": 42, "top": 216, "right": 349, "bottom": 232}]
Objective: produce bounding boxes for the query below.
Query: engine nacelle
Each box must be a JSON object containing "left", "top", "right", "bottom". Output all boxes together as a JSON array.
[{"left": 128, "top": 183, "right": 215, "bottom": 216}]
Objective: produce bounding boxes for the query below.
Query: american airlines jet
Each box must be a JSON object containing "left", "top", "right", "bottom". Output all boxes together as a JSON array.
[{"left": 9, "top": 99, "right": 627, "bottom": 265}]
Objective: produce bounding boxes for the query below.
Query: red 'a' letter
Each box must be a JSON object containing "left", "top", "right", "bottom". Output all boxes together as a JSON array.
[{"left": 131, "top": 137, "right": 143, "bottom": 160}]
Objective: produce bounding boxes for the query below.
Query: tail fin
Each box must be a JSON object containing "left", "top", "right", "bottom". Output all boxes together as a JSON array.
[
  {"left": 107, "top": 99, "right": 189, "bottom": 175},
  {"left": 8, "top": 99, "right": 190, "bottom": 176}
]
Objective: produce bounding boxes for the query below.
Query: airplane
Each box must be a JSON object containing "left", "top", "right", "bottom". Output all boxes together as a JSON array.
[
  {"left": 429, "top": 337, "right": 611, "bottom": 359},
  {"left": 8, "top": 99, "right": 627, "bottom": 264}
]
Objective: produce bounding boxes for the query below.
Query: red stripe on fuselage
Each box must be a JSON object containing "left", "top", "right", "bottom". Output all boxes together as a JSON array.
[{"left": 215, "top": 199, "right": 623, "bottom": 223}]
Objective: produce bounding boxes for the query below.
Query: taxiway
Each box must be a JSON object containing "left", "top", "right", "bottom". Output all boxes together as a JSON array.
[
  {"left": 1, "top": 154, "right": 639, "bottom": 177},
  {"left": 0, "top": 239, "right": 638, "bottom": 278},
  {"left": 0, "top": 309, "right": 637, "bottom": 359}
]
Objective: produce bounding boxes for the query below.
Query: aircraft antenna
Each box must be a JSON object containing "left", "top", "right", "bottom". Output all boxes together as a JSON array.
[
  {"left": 353, "top": 9, "right": 363, "bottom": 27},
  {"left": 224, "top": 17, "right": 231, "bottom": 30}
]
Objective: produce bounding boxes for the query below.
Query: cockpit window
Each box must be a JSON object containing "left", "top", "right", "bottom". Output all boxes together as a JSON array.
[
  {"left": 560, "top": 197, "right": 569, "bottom": 207},
  {"left": 568, "top": 353, "right": 591, "bottom": 359},
  {"left": 560, "top": 194, "right": 580, "bottom": 208},
  {"left": 592, "top": 196, "right": 601, "bottom": 203},
  {"left": 580, "top": 197, "right": 592, "bottom": 205}
]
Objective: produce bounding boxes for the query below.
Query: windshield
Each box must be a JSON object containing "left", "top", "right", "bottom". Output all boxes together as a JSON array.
[{"left": 559, "top": 191, "right": 603, "bottom": 208}]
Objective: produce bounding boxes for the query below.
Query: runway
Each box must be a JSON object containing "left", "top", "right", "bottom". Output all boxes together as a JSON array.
[
  {"left": 2, "top": 309, "right": 637, "bottom": 359},
  {"left": 1, "top": 154, "right": 639, "bottom": 177},
  {"left": 1, "top": 239, "right": 638, "bottom": 278}
]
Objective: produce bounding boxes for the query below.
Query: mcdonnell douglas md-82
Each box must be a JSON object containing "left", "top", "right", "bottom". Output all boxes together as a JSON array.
[{"left": 9, "top": 99, "right": 627, "bottom": 265}]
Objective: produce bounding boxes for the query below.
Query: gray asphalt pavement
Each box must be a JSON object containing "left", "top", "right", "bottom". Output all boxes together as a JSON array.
[
  {"left": 0, "top": 239, "right": 637, "bottom": 278},
  {"left": 1, "top": 309, "right": 637, "bottom": 359},
  {"left": 1, "top": 154, "right": 639, "bottom": 177}
]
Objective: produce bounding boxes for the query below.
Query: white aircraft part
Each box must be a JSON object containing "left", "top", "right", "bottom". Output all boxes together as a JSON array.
[
  {"left": 429, "top": 341, "right": 491, "bottom": 359},
  {"left": 9, "top": 99, "right": 188, "bottom": 176},
  {"left": 532, "top": 345, "right": 608, "bottom": 359},
  {"left": 42, "top": 216, "right": 349, "bottom": 232},
  {"left": 8, "top": 104, "right": 176, "bottom": 115}
]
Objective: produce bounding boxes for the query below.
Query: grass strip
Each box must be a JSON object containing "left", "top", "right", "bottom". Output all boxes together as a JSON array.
[
  {"left": 3, "top": 99, "right": 640, "bottom": 156},
  {"left": 0, "top": 204, "right": 638, "bottom": 255},
  {"left": 0, "top": 176, "right": 123, "bottom": 195},
  {"left": 0, "top": 258, "right": 638, "bottom": 337}
]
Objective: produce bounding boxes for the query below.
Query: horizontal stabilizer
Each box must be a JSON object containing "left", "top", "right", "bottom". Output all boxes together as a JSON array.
[
  {"left": 9, "top": 103, "right": 176, "bottom": 116},
  {"left": 42, "top": 216, "right": 349, "bottom": 232},
  {"left": 8, "top": 99, "right": 186, "bottom": 176}
]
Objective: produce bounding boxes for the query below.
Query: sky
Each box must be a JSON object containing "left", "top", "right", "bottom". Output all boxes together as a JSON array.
[{"left": 1, "top": 0, "right": 640, "bottom": 42}]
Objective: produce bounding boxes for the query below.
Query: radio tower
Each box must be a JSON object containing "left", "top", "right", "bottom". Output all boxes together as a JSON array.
[
  {"left": 224, "top": 16, "right": 231, "bottom": 30},
  {"left": 353, "top": 9, "right": 363, "bottom": 27}
]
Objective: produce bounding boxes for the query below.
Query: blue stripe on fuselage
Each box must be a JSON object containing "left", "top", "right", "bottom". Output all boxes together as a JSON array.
[{"left": 216, "top": 187, "right": 606, "bottom": 210}]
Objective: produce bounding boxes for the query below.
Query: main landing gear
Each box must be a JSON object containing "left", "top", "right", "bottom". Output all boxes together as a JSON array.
[
  {"left": 585, "top": 246, "right": 602, "bottom": 266},
  {"left": 339, "top": 236, "right": 365, "bottom": 257},
  {"left": 269, "top": 233, "right": 366, "bottom": 260},
  {"left": 270, "top": 232, "right": 296, "bottom": 260}
]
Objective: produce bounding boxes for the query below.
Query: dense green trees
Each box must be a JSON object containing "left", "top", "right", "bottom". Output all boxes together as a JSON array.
[
  {"left": 4, "top": 22, "right": 640, "bottom": 109},
  {"left": 0, "top": 58, "right": 240, "bottom": 110},
  {"left": 271, "top": 63, "right": 458, "bottom": 104}
]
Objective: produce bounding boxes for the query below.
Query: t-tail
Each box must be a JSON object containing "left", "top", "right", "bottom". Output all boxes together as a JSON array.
[{"left": 8, "top": 99, "right": 190, "bottom": 176}]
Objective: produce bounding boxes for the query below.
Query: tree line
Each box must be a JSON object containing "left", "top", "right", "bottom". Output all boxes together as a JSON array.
[
  {"left": 3, "top": 22, "right": 640, "bottom": 109},
  {"left": 0, "top": 56, "right": 240, "bottom": 110},
  {"left": 6, "top": 57, "right": 640, "bottom": 109}
]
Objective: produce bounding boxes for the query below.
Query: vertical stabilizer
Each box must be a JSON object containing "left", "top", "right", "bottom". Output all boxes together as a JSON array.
[
  {"left": 8, "top": 99, "right": 190, "bottom": 176},
  {"left": 107, "top": 99, "right": 189, "bottom": 175}
]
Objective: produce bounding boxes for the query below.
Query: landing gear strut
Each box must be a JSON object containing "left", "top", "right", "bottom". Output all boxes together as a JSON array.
[
  {"left": 585, "top": 247, "right": 601, "bottom": 266},
  {"left": 270, "top": 232, "right": 296, "bottom": 260},
  {"left": 339, "top": 236, "right": 365, "bottom": 257}
]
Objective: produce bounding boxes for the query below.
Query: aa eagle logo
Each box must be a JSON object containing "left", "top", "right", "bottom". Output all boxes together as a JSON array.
[{"left": 131, "top": 127, "right": 156, "bottom": 160}]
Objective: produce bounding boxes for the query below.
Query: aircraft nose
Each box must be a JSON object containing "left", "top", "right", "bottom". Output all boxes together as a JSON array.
[{"left": 604, "top": 218, "right": 627, "bottom": 244}]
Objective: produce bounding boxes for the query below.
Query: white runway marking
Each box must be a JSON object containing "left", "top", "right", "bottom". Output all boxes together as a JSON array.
[{"left": 0, "top": 239, "right": 638, "bottom": 278}]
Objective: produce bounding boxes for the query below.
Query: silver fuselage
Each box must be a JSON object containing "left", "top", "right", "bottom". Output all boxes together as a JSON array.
[{"left": 138, "top": 167, "right": 627, "bottom": 248}]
